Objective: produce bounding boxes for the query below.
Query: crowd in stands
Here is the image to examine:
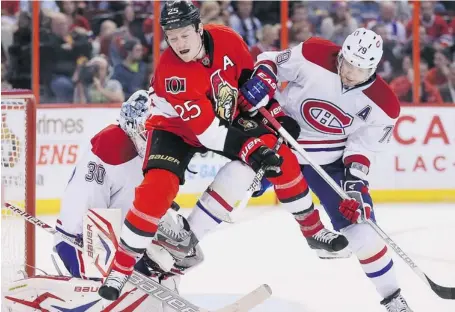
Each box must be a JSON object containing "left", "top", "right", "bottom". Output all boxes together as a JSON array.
[{"left": 1, "top": 0, "right": 455, "bottom": 104}]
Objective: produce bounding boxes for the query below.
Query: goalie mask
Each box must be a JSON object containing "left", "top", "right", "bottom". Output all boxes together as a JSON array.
[{"left": 119, "top": 90, "right": 151, "bottom": 158}]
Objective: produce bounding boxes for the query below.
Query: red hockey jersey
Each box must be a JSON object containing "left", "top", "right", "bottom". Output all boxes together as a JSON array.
[{"left": 147, "top": 24, "right": 254, "bottom": 150}]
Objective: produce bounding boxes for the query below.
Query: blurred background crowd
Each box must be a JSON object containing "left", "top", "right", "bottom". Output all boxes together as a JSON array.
[{"left": 1, "top": 0, "right": 455, "bottom": 104}]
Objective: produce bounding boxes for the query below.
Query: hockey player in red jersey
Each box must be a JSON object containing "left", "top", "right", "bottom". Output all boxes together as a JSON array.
[
  {"left": 99, "top": 0, "right": 348, "bottom": 300},
  {"left": 246, "top": 28, "right": 413, "bottom": 311}
]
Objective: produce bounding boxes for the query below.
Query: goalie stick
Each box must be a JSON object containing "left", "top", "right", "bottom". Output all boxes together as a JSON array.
[
  {"left": 258, "top": 106, "right": 455, "bottom": 300},
  {"left": 4, "top": 202, "right": 273, "bottom": 311}
]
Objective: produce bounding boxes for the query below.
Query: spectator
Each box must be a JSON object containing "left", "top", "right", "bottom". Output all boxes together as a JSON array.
[
  {"left": 320, "top": 2, "right": 358, "bottom": 46},
  {"left": 200, "top": 1, "right": 221, "bottom": 24},
  {"left": 57, "top": 0, "right": 91, "bottom": 34},
  {"left": 73, "top": 56, "right": 124, "bottom": 104},
  {"left": 390, "top": 57, "right": 443, "bottom": 104},
  {"left": 372, "top": 24, "right": 395, "bottom": 82},
  {"left": 141, "top": 17, "right": 154, "bottom": 63},
  {"left": 250, "top": 24, "right": 279, "bottom": 61},
  {"left": 92, "top": 19, "right": 117, "bottom": 57},
  {"left": 288, "top": 2, "right": 318, "bottom": 33},
  {"left": 289, "top": 21, "right": 313, "bottom": 48},
  {"left": 450, "top": 18, "right": 455, "bottom": 35},
  {"left": 42, "top": 12, "right": 92, "bottom": 103},
  {"left": 290, "top": 3, "right": 310, "bottom": 27},
  {"left": 439, "top": 63, "right": 455, "bottom": 103},
  {"left": 109, "top": 4, "right": 142, "bottom": 66},
  {"left": 8, "top": 11, "right": 32, "bottom": 89},
  {"left": 367, "top": 2, "right": 406, "bottom": 44},
  {"left": 406, "top": 1, "right": 453, "bottom": 50},
  {"left": 219, "top": 1, "right": 233, "bottom": 26},
  {"left": 229, "top": 0, "right": 262, "bottom": 47},
  {"left": 426, "top": 50, "right": 451, "bottom": 87},
  {"left": 112, "top": 39, "right": 148, "bottom": 100},
  {"left": 2, "top": 61, "right": 12, "bottom": 90}
]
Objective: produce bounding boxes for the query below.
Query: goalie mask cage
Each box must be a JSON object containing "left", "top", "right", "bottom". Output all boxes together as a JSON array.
[{"left": 1, "top": 90, "right": 36, "bottom": 290}]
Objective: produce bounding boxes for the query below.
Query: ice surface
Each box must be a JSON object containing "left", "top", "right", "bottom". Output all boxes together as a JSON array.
[{"left": 33, "top": 204, "right": 455, "bottom": 312}]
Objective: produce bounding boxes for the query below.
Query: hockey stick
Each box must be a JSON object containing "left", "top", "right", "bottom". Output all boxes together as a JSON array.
[
  {"left": 3, "top": 202, "right": 273, "bottom": 311},
  {"left": 258, "top": 107, "right": 455, "bottom": 300},
  {"left": 225, "top": 136, "right": 284, "bottom": 224}
]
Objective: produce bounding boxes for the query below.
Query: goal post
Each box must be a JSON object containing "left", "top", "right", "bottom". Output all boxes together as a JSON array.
[{"left": 1, "top": 90, "right": 36, "bottom": 288}]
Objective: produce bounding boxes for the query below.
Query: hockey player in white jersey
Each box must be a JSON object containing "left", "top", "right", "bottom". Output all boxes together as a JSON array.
[
  {"left": 54, "top": 90, "right": 203, "bottom": 292},
  {"left": 241, "top": 28, "right": 413, "bottom": 312}
]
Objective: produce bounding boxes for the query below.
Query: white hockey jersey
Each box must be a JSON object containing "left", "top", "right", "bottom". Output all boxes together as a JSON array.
[
  {"left": 56, "top": 124, "right": 143, "bottom": 239},
  {"left": 257, "top": 38, "right": 400, "bottom": 170}
]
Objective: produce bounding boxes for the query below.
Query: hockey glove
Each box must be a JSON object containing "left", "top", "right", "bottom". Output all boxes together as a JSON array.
[
  {"left": 257, "top": 100, "right": 301, "bottom": 141},
  {"left": 239, "top": 137, "right": 283, "bottom": 178},
  {"left": 339, "top": 162, "right": 373, "bottom": 223},
  {"left": 238, "top": 64, "right": 277, "bottom": 114}
]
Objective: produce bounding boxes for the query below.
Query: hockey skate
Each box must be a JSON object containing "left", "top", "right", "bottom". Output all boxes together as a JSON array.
[
  {"left": 380, "top": 289, "right": 413, "bottom": 312},
  {"left": 306, "top": 228, "right": 351, "bottom": 259}
]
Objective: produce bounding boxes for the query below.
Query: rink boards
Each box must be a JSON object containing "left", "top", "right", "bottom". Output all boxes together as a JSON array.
[{"left": 2, "top": 105, "right": 454, "bottom": 215}]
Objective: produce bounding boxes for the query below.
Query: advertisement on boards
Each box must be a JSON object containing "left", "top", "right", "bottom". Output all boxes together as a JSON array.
[
  {"left": 3, "top": 105, "right": 454, "bottom": 214},
  {"left": 369, "top": 107, "right": 455, "bottom": 190},
  {"left": 35, "top": 108, "right": 119, "bottom": 199}
]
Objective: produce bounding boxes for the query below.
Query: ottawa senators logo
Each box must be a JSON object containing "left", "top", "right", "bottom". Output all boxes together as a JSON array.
[
  {"left": 165, "top": 77, "right": 186, "bottom": 94},
  {"left": 237, "top": 117, "right": 258, "bottom": 131},
  {"left": 210, "top": 70, "right": 238, "bottom": 122}
]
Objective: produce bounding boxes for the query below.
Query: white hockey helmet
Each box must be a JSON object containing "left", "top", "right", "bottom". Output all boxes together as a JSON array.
[
  {"left": 119, "top": 90, "right": 151, "bottom": 158},
  {"left": 340, "top": 27, "right": 383, "bottom": 71}
]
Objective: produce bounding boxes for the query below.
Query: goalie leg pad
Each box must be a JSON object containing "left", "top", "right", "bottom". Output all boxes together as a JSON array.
[
  {"left": 342, "top": 223, "right": 399, "bottom": 298},
  {"left": 188, "top": 160, "right": 255, "bottom": 240}
]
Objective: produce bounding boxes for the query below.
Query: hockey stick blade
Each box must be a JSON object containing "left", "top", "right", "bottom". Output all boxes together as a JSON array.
[
  {"left": 4, "top": 202, "right": 274, "bottom": 310},
  {"left": 426, "top": 276, "right": 455, "bottom": 300},
  {"left": 258, "top": 107, "right": 455, "bottom": 300},
  {"left": 367, "top": 219, "right": 455, "bottom": 300}
]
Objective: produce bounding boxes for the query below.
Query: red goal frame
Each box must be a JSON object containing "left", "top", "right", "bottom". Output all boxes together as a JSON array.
[{"left": 1, "top": 89, "right": 36, "bottom": 277}]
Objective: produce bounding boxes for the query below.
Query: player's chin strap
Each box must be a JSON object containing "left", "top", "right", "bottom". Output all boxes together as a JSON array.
[
  {"left": 3, "top": 202, "right": 273, "bottom": 311},
  {"left": 257, "top": 106, "right": 455, "bottom": 301}
]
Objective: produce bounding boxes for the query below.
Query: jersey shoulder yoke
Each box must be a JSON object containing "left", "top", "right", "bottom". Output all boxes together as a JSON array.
[
  {"left": 363, "top": 76, "right": 400, "bottom": 119},
  {"left": 301, "top": 37, "right": 340, "bottom": 74},
  {"left": 90, "top": 124, "right": 138, "bottom": 165}
]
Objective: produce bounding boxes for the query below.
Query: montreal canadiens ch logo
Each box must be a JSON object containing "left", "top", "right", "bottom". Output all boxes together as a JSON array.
[{"left": 301, "top": 99, "right": 353, "bottom": 135}]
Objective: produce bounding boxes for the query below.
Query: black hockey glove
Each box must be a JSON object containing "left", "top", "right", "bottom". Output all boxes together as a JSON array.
[{"left": 239, "top": 138, "right": 283, "bottom": 178}]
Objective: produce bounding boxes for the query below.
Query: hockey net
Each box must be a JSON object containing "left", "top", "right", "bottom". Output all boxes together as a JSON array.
[{"left": 1, "top": 90, "right": 36, "bottom": 291}]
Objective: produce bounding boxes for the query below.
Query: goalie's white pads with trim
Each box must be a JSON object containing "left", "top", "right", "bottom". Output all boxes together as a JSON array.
[
  {"left": 83, "top": 208, "right": 122, "bottom": 278},
  {"left": 3, "top": 275, "right": 163, "bottom": 311}
]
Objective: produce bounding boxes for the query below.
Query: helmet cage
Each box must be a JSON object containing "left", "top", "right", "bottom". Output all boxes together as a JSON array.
[{"left": 118, "top": 91, "right": 151, "bottom": 158}]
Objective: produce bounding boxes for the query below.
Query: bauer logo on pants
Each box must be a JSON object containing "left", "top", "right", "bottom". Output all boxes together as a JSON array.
[{"left": 165, "top": 77, "right": 186, "bottom": 94}]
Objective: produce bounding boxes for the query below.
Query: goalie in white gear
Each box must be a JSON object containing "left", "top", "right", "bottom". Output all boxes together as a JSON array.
[
  {"left": 53, "top": 90, "right": 203, "bottom": 290},
  {"left": 245, "top": 28, "right": 413, "bottom": 312}
]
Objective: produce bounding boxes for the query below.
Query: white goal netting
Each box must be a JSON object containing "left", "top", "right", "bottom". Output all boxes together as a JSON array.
[{"left": 1, "top": 92, "right": 35, "bottom": 293}]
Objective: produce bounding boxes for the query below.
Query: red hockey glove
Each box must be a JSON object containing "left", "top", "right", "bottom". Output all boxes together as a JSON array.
[
  {"left": 339, "top": 191, "right": 372, "bottom": 224},
  {"left": 239, "top": 137, "right": 283, "bottom": 178}
]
